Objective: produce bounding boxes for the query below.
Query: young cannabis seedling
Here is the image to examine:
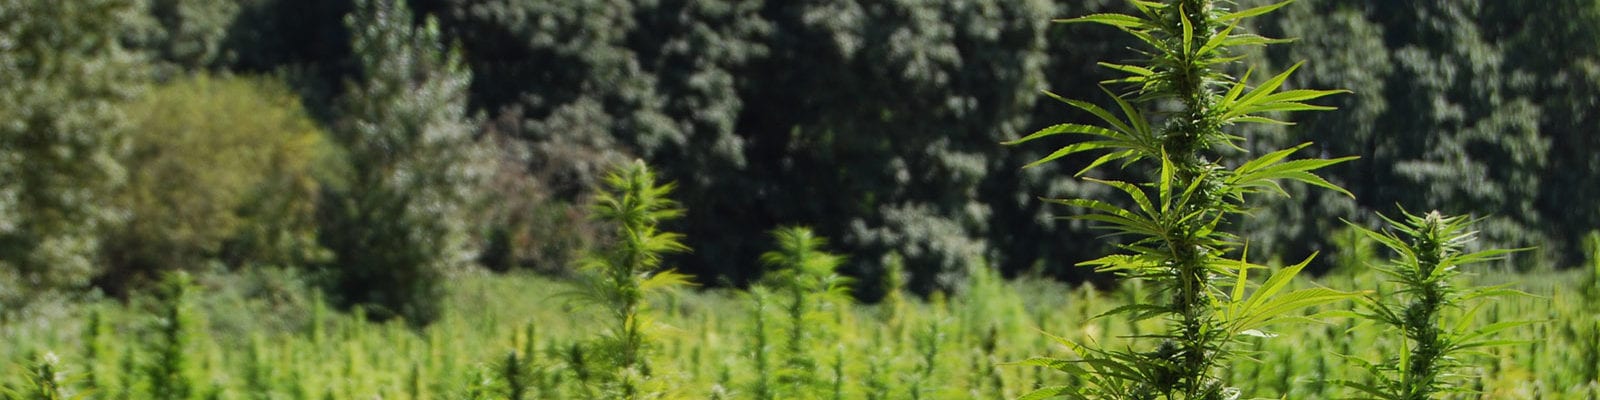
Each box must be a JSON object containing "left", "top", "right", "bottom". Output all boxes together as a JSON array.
[
  {"left": 1006, "top": 0, "right": 1359, "bottom": 398},
  {"left": 1342, "top": 210, "right": 1532, "bottom": 400},
  {"left": 564, "top": 159, "right": 693, "bottom": 398}
]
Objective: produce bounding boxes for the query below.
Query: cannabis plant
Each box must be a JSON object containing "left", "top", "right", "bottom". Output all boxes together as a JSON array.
[
  {"left": 7, "top": 352, "right": 75, "bottom": 400},
  {"left": 1007, "top": 0, "right": 1358, "bottom": 398},
  {"left": 566, "top": 159, "right": 693, "bottom": 397},
  {"left": 148, "top": 271, "right": 202, "bottom": 400},
  {"left": 759, "top": 226, "right": 850, "bottom": 395},
  {"left": 1342, "top": 210, "right": 1530, "bottom": 399}
]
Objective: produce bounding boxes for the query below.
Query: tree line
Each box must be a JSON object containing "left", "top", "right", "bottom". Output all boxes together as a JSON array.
[{"left": 2, "top": 0, "right": 1596, "bottom": 322}]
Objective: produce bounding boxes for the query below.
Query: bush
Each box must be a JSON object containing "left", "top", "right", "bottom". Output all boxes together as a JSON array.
[
  {"left": 477, "top": 130, "right": 602, "bottom": 275},
  {"left": 104, "top": 74, "right": 330, "bottom": 293}
]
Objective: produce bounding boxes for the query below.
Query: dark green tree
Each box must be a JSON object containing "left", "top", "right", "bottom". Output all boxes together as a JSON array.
[
  {"left": 0, "top": 0, "right": 147, "bottom": 303},
  {"left": 317, "top": 0, "right": 486, "bottom": 325},
  {"left": 1248, "top": 0, "right": 1551, "bottom": 270},
  {"left": 1489, "top": 0, "right": 1600, "bottom": 267},
  {"left": 411, "top": 0, "right": 769, "bottom": 284},
  {"left": 745, "top": 0, "right": 1055, "bottom": 295}
]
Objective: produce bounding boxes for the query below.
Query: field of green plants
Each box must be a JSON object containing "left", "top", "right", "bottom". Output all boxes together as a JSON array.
[
  {"left": 1, "top": 253, "right": 1596, "bottom": 399},
  {"left": 6, "top": 0, "right": 1600, "bottom": 399}
]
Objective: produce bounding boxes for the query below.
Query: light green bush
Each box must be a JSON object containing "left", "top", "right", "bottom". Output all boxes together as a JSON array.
[{"left": 108, "top": 74, "right": 329, "bottom": 289}]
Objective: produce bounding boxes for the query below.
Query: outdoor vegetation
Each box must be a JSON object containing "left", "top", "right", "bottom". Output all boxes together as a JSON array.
[{"left": 2, "top": 0, "right": 1599, "bottom": 398}]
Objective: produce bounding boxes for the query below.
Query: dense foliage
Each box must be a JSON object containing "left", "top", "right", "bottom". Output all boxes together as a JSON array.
[
  {"left": 0, "top": 0, "right": 1597, "bottom": 397},
  {"left": 314, "top": 0, "right": 486, "bottom": 325},
  {"left": 0, "top": 0, "right": 147, "bottom": 302},
  {"left": 106, "top": 75, "right": 330, "bottom": 294}
]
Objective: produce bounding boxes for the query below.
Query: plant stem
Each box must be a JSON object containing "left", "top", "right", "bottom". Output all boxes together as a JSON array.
[{"left": 1162, "top": 0, "right": 1224, "bottom": 396}]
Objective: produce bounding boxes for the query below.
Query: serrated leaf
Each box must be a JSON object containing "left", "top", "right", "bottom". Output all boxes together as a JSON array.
[
  {"left": 1004, "top": 123, "right": 1122, "bottom": 145},
  {"left": 1220, "top": 0, "right": 1297, "bottom": 22}
]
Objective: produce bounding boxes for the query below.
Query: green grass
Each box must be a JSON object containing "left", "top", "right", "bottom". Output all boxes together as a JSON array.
[{"left": 0, "top": 263, "right": 1591, "bottom": 399}]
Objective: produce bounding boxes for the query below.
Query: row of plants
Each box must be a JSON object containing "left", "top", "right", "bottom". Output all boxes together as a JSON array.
[{"left": 2, "top": 157, "right": 1593, "bottom": 399}]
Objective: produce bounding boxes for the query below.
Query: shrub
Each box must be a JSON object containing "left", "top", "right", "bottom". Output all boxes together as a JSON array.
[
  {"left": 476, "top": 131, "right": 601, "bottom": 275},
  {"left": 105, "top": 74, "right": 329, "bottom": 292},
  {"left": 1006, "top": 0, "right": 1359, "bottom": 397}
]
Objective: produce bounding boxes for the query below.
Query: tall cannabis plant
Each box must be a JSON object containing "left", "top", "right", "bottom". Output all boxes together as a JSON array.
[
  {"left": 1343, "top": 210, "right": 1529, "bottom": 399},
  {"left": 759, "top": 226, "right": 850, "bottom": 395},
  {"left": 566, "top": 159, "right": 693, "bottom": 398},
  {"left": 1007, "top": 0, "right": 1358, "bottom": 398}
]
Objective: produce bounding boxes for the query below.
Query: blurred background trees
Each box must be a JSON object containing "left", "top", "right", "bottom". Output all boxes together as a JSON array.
[
  {"left": 0, "top": 0, "right": 148, "bottom": 305},
  {"left": 2, "top": 0, "right": 1598, "bottom": 316}
]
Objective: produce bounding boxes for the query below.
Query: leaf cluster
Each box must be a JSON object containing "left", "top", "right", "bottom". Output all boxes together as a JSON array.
[{"left": 574, "top": 159, "right": 694, "bottom": 315}]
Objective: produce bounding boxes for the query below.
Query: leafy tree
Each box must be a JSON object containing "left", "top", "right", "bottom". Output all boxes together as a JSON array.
[
  {"left": 989, "top": 0, "right": 1132, "bottom": 284},
  {"left": 1249, "top": 0, "right": 1551, "bottom": 270},
  {"left": 1488, "top": 0, "right": 1600, "bottom": 267},
  {"left": 745, "top": 0, "right": 1054, "bottom": 296},
  {"left": 0, "top": 0, "right": 147, "bottom": 302},
  {"left": 221, "top": 0, "right": 357, "bottom": 121},
  {"left": 316, "top": 0, "right": 486, "bottom": 325},
  {"left": 414, "top": 0, "right": 771, "bottom": 282}
]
